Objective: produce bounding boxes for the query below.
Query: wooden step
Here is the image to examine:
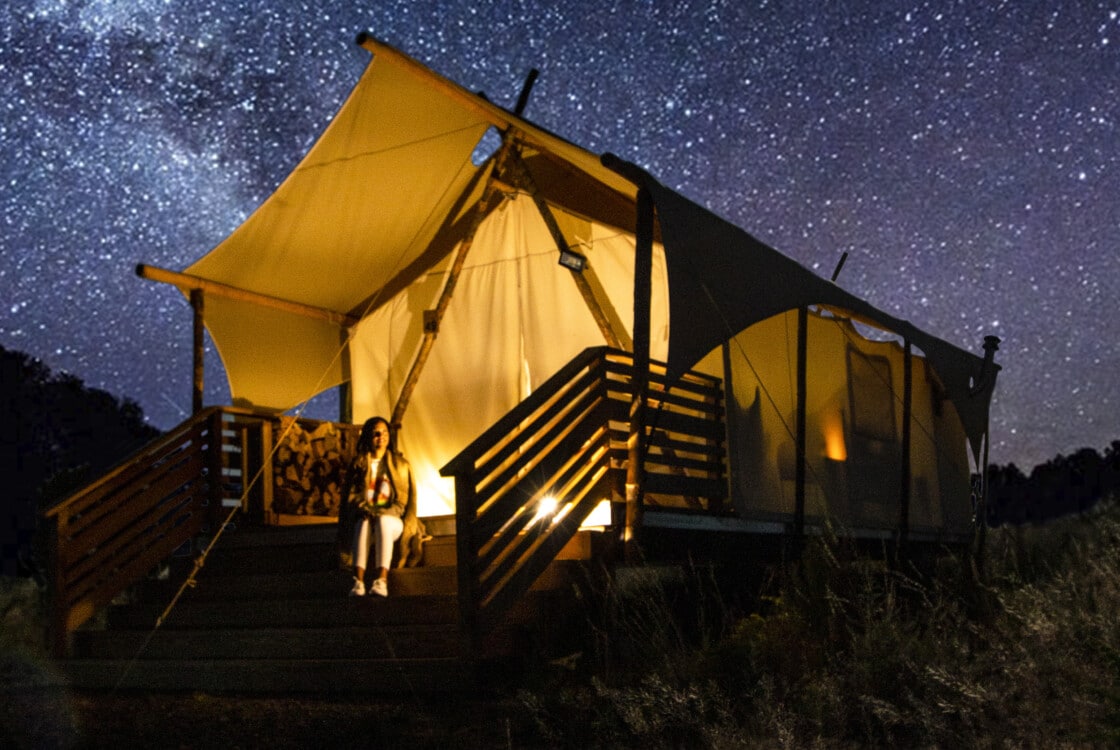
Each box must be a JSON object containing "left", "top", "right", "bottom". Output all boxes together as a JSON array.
[
  {"left": 186, "top": 530, "right": 458, "bottom": 575},
  {"left": 59, "top": 656, "right": 472, "bottom": 693},
  {"left": 73, "top": 623, "right": 461, "bottom": 660},
  {"left": 143, "top": 565, "right": 460, "bottom": 601},
  {"left": 107, "top": 596, "right": 458, "bottom": 629},
  {"left": 59, "top": 517, "right": 600, "bottom": 693},
  {"left": 145, "top": 557, "right": 584, "bottom": 604}
]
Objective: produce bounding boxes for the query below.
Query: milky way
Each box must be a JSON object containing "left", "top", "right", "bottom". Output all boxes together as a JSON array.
[{"left": 2, "top": 0, "right": 1117, "bottom": 471}]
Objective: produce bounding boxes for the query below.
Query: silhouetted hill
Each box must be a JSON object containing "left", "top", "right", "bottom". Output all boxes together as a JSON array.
[{"left": 1, "top": 345, "right": 162, "bottom": 576}]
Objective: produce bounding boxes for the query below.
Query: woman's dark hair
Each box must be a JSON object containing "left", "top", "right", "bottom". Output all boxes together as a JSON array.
[{"left": 356, "top": 416, "right": 393, "bottom": 454}]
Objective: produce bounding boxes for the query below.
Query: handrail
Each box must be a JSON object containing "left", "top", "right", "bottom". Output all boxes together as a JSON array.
[
  {"left": 442, "top": 347, "right": 728, "bottom": 650},
  {"left": 43, "top": 408, "right": 219, "bottom": 655},
  {"left": 40, "top": 405, "right": 311, "bottom": 656}
]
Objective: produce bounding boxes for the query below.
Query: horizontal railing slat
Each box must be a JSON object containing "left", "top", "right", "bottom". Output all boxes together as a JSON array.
[
  {"left": 61, "top": 478, "right": 206, "bottom": 592},
  {"left": 646, "top": 409, "right": 725, "bottom": 441},
  {"left": 471, "top": 401, "right": 609, "bottom": 544},
  {"left": 478, "top": 471, "right": 611, "bottom": 627},
  {"left": 44, "top": 413, "right": 216, "bottom": 520},
  {"left": 471, "top": 371, "right": 606, "bottom": 503},
  {"left": 645, "top": 430, "right": 722, "bottom": 456},
  {"left": 65, "top": 507, "right": 207, "bottom": 631},
  {"left": 60, "top": 452, "right": 208, "bottom": 562},
  {"left": 644, "top": 472, "right": 727, "bottom": 500},
  {"left": 475, "top": 432, "right": 609, "bottom": 582},
  {"left": 441, "top": 346, "right": 610, "bottom": 476},
  {"left": 478, "top": 446, "right": 608, "bottom": 601}
]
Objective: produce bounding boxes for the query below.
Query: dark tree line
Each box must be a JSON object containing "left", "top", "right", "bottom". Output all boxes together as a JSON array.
[
  {"left": 986, "top": 442, "right": 1120, "bottom": 527},
  {"left": 1, "top": 345, "right": 162, "bottom": 576}
]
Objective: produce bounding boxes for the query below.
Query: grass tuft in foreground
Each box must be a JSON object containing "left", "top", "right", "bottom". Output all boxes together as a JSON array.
[{"left": 522, "top": 496, "right": 1120, "bottom": 748}]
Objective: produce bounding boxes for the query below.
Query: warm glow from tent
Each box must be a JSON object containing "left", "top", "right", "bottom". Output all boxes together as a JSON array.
[
  {"left": 416, "top": 478, "right": 455, "bottom": 517},
  {"left": 823, "top": 413, "right": 847, "bottom": 461},
  {"left": 580, "top": 499, "right": 612, "bottom": 529}
]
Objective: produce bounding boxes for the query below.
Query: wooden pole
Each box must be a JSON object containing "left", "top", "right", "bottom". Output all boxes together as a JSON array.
[
  {"left": 191, "top": 288, "right": 204, "bottom": 414},
  {"left": 338, "top": 328, "right": 352, "bottom": 424},
  {"left": 502, "top": 148, "right": 627, "bottom": 350},
  {"left": 624, "top": 186, "right": 654, "bottom": 562},
  {"left": 137, "top": 264, "right": 358, "bottom": 328},
  {"left": 899, "top": 340, "right": 913, "bottom": 550},
  {"left": 794, "top": 306, "right": 807, "bottom": 537},
  {"left": 513, "top": 68, "right": 539, "bottom": 116}
]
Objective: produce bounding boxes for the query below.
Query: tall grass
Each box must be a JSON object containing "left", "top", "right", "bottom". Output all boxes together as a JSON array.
[{"left": 524, "top": 496, "right": 1120, "bottom": 748}]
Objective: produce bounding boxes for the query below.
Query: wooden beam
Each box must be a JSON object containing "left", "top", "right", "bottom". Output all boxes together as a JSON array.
[
  {"left": 795, "top": 306, "right": 808, "bottom": 537},
  {"left": 900, "top": 339, "right": 913, "bottom": 547},
  {"left": 191, "top": 289, "right": 204, "bottom": 414},
  {"left": 501, "top": 147, "right": 629, "bottom": 350},
  {"left": 625, "top": 186, "right": 655, "bottom": 562},
  {"left": 136, "top": 264, "right": 358, "bottom": 328}
]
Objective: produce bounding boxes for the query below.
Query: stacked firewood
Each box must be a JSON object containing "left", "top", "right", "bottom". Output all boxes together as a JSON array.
[{"left": 271, "top": 418, "right": 353, "bottom": 516}]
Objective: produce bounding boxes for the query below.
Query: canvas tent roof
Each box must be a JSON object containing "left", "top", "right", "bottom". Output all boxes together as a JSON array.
[{"left": 167, "top": 35, "right": 998, "bottom": 514}]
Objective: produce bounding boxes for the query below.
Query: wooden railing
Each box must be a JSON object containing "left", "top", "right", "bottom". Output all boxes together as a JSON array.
[
  {"left": 39, "top": 406, "right": 336, "bottom": 656},
  {"left": 441, "top": 347, "right": 727, "bottom": 649}
]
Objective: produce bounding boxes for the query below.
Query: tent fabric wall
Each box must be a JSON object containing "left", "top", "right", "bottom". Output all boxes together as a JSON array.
[
  {"left": 641, "top": 177, "right": 997, "bottom": 464},
  {"left": 348, "top": 195, "right": 669, "bottom": 515},
  {"left": 704, "top": 309, "right": 973, "bottom": 536}
]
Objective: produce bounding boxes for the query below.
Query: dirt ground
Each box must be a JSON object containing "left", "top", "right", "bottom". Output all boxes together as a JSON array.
[{"left": 4, "top": 687, "right": 547, "bottom": 749}]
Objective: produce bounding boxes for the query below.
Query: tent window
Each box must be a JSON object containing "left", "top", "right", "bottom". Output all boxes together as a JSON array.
[
  {"left": 471, "top": 126, "right": 503, "bottom": 166},
  {"left": 847, "top": 349, "right": 896, "bottom": 442}
]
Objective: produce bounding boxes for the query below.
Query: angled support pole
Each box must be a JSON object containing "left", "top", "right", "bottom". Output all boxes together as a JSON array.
[
  {"left": 500, "top": 145, "right": 629, "bottom": 350},
  {"left": 390, "top": 149, "right": 512, "bottom": 428}
]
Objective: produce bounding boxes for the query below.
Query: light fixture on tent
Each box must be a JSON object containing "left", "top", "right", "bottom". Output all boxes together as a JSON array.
[{"left": 558, "top": 248, "right": 587, "bottom": 272}]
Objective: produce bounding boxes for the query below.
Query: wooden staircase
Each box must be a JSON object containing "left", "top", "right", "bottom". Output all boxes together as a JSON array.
[
  {"left": 44, "top": 347, "right": 727, "bottom": 693},
  {"left": 59, "top": 518, "right": 597, "bottom": 693}
]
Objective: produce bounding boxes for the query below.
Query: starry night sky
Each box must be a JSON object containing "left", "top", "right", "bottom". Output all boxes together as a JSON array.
[{"left": 2, "top": 1, "right": 1117, "bottom": 472}]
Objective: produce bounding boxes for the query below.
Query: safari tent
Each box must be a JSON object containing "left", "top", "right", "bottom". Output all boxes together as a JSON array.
[{"left": 139, "top": 34, "right": 1000, "bottom": 543}]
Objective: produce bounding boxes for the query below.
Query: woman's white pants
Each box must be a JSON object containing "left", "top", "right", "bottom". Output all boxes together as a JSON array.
[{"left": 352, "top": 514, "right": 403, "bottom": 571}]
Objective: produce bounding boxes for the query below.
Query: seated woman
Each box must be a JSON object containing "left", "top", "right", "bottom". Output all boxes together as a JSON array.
[{"left": 338, "top": 416, "right": 416, "bottom": 597}]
